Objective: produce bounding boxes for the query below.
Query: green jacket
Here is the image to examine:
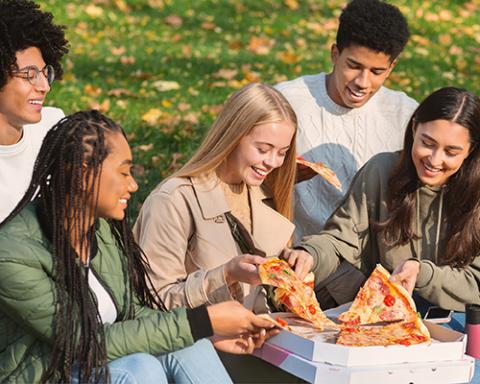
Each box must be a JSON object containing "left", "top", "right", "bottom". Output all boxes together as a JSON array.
[
  {"left": 0, "top": 205, "right": 194, "bottom": 383},
  {"left": 300, "top": 152, "right": 480, "bottom": 312}
]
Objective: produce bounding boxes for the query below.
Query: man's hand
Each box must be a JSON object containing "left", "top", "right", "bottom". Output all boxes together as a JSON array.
[
  {"left": 281, "top": 248, "right": 314, "bottom": 280},
  {"left": 390, "top": 260, "right": 420, "bottom": 295},
  {"left": 296, "top": 161, "right": 317, "bottom": 183}
]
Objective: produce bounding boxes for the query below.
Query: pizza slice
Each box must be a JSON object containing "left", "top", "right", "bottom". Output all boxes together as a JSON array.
[
  {"left": 337, "top": 317, "right": 431, "bottom": 347},
  {"left": 259, "top": 258, "right": 338, "bottom": 330},
  {"left": 296, "top": 156, "right": 342, "bottom": 191},
  {"left": 338, "top": 264, "right": 418, "bottom": 326}
]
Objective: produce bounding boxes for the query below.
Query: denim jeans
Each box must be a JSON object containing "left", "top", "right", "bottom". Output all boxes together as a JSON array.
[{"left": 71, "top": 339, "right": 232, "bottom": 384}]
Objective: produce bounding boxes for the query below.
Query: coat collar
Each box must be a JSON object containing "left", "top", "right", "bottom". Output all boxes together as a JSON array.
[{"left": 191, "top": 173, "right": 294, "bottom": 256}]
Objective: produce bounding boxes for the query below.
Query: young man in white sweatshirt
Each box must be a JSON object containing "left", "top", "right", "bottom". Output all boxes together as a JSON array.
[
  {"left": 277, "top": 0, "right": 418, "bottom": 308},
  {"left": 0, "top": 0, "right": 69, "bottom": 222}
]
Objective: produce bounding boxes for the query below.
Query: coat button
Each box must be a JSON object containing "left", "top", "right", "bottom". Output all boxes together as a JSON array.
[{"left": 214, "top": 215, "right": 225, "bottom": 223}]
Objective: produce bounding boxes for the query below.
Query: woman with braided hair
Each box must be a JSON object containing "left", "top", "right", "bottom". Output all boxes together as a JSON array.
[{"left": 0, "top": 110, "right": 277, "bottom": 383}]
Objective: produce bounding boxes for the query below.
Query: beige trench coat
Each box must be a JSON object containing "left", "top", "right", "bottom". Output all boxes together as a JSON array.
[{"left": 133, "top": 173, "right": 294, "bottom": 313}]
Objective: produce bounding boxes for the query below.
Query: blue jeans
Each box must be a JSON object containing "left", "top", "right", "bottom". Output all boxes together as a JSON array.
[
  {"left": 71, "top": 339, "right": 232, "bottom": 384},
  {"left": 414, "top": 294, "right": 479, "bottom": 384}
]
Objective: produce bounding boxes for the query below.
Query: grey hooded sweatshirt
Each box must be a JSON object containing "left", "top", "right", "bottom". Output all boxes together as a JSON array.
[{"left": 299, "top": 152, "right": 480, "bottom": 312}]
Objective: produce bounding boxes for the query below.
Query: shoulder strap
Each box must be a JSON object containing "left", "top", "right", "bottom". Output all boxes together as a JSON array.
[{"left": 224, "top": 212, "right": 266, "bottom": 257}]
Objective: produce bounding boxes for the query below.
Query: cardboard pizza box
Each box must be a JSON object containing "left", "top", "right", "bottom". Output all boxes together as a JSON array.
[
  {"left": 265, "top": 315, "right": 466, "bottom": 367},
  {"left": 254, "top": 342, "right": 475, "bottom": 384}
]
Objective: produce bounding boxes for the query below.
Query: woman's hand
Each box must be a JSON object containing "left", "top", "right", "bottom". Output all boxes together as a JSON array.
[
  {"left": 210, "top": 327, "right": 279, "bottom": 354},
  {"left": 207, "top": 301, "right": 275, "bottom": 337},
  {"left": 223, "top": 254, "right": 266, "bottom": 286},
  {"left": 281, "top": 248, "right": 314, "bottom": 280},
  {"left": 390, "top": 260, "right": 420, "bottom": 295}
]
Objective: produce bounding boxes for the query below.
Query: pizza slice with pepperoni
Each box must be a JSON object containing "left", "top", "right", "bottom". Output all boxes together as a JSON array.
[
  {"left": 337, "top": 316, "right": 431, "bottom": 347},
  {"left": 259, "top": 258, "right": 338, "bottom": 331},
  {"left": 338, "top": 264, "right": 419, "bottom": 326}
]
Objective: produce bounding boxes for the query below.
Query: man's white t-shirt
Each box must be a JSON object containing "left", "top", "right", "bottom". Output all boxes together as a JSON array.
[
  {"left": 277, "top": 73, "right": 418, "bottom": 240},
  {"left": 0, "top": 107, "right": 65, "bottom": 222}
]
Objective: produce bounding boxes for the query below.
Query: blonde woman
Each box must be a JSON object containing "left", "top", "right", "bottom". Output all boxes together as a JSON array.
[{"left": 134, "top": 83, "right": 312, "bottom": 313}]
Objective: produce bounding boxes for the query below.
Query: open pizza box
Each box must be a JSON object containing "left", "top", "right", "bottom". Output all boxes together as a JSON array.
[
  {"left": 254, "top": 342, "right": 475, "bottom": 384},
  {"left": 264, "top": 311, "right": 467, "bottom": 367}
]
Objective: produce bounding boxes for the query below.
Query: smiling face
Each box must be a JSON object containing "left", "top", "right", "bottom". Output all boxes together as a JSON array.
[
  {"left": 94, "top": 132, "right": 138, "bottom": 221},
  {"left": 327, "top": 44, "right": 395, "bottom": 109},
  {"left": 411, "top": 119, "right": 472, "bottom": 187},
  {"left": 218, "top": 120, "right": 295, "bottom": 186},
  {"left": 0, "top": 47, "right": 51, "bottom": 144}
]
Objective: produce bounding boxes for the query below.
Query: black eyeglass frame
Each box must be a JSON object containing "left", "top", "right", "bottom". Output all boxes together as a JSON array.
[{"left": 11, "top": 64, "right": 55, "bottom": 86}]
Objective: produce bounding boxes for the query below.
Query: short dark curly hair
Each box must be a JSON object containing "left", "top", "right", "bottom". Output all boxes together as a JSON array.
[
  {"left": 0, "top": 0, "right": 69, "bottom": 89},
  {"left": 337, "top": 0, "right": 410, "bottom": 61}
]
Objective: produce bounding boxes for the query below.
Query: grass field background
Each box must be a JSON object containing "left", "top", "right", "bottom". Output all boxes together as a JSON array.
[{"left": 38, "top": 0, "right": 480, "bottom": 217}]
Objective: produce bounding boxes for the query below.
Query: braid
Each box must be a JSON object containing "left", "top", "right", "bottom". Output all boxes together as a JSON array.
[{"left": 1, "top": 110, "right": 165, "bottom": 383}]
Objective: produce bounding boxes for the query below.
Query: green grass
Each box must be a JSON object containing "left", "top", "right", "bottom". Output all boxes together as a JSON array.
[{"left": 38, "top": 0, "right": 480, "bottom": 218}]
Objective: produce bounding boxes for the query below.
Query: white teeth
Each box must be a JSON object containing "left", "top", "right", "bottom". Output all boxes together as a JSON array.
[
  {"left": 253, "top": 167, "right": 267, "bottom": 176},
  {"left": 424, "top": 163, "right": 441, "bottom": 172},
  {"left": 29, "top": 100, "right": 43, "bottom": 105},
  {"left": 350, "top": 89, "right": 365, "bottom": 97},
  {"left": 119, "top": 199, "right": 127, "bottom": 204}
]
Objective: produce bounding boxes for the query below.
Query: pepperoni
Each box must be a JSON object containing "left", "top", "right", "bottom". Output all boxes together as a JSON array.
[
  {"left": 277, "top": 318, "right": 288, "bottom": 327},
  {"left": 308, "top": 304, "right": 316, "bottom": 315},
  {"left": 379, "top": 283, "right": 390, "bottom": 296},
  {"left": 384, "top": 294, "right": 396, "bottom": 307}
]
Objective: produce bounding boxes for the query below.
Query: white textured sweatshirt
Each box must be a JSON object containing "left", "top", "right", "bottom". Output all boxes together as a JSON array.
[{"left": 277, "top": 73, "right": 418, "bottom": 240}]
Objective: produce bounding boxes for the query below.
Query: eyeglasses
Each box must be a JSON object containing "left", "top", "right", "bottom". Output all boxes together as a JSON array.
[{"left": 11, "top": 64, "right": 55, "bottom": 87}]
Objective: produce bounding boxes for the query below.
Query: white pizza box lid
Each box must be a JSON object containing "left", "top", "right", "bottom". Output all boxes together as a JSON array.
[
  {"left": 254, "top": 342, "right": 475, "bottom": 384},
  {"left": 266, "top": 313, "right": 466, "bottom": 367}
]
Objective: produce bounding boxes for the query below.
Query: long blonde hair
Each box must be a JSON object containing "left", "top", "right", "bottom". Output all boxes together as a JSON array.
[{"left": 173, "top": 83, "right": 297, "bottom": 220}]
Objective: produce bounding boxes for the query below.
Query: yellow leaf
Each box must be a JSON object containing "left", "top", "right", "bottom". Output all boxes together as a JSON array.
[
  {"left": 247, "top": 36, "right": 274, "bottom": 55},
  {"left": 152, "top": 80, "right": 180, "bottom": 92},
  {"left": 284, "top": 0, "right": 299, "bottom": 10},
  {"left": 142, "top": 108, "right": 163, "bottom": 125},
  {"left": 277, "top": 51, "right": 299, "bottom": 64},
  {"left": 162, "top": 100, "right": 173, "bottom": 108},
  {"left": 214, "top": 68, "right": 238, "bottom": 80},
  {"left": 85, "top": 5, "right": 103, "bottom": 18}
]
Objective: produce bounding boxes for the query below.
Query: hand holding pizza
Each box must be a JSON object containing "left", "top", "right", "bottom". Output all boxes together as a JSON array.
[
  {"left": 224, "top": 254, "right": 266, "bottom": 286},
  {"left": 207, "top": 301, "right": 275, "bottom": 337},
  {"left": 390, "top": 259, "right": 421, "bottom": 295},
  {"left": 281, "top": 248, "right": 314, "bottom": 281}
]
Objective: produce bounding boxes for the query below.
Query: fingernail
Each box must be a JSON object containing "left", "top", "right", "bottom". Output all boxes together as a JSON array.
[{"left": 261, "top": 328, "right": 266, "bottom": 336}]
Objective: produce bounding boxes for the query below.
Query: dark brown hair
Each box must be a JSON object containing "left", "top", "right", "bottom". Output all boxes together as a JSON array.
[{"left": 377, "top": 87, "right": 480, "bottom": 267}]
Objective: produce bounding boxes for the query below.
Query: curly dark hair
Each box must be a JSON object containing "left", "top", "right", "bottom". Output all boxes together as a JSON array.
[
  {"left": 337, "top": 0, "right": 410, "bottom": 61},
  {"left": 0, "top": 0, "right": 69, "bottom": 89}
]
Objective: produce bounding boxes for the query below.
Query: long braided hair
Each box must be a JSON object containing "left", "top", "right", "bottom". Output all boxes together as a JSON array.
[{"left": 2, "top": 110, "right": 163, "bottom": 383}]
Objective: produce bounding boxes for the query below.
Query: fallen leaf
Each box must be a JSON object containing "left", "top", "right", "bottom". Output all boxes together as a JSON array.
[
  {"left": 152, "top": 80, "right": 180, "bottom": 92},
  {"left": 201, "top": 21, "right": 216, "bottom": 30},
  {"left": 284, "top": 0, "right": 299, "bottom": 10},
  {"left": 89, "top": 99, "right": 110, "bottom": 113},
  {"left": 214, "top": 68, "right": 238, "bottom": 80},
  {"left": 142, "top": 108, "right": 163, "bottom": 125},
  {"left": 85, "top": 4, "right": 103, "bottom": 18},
  {"left": 247, "top": 36, "right": 275, "bottom": 55},
  {"left": 277, "top": 51, "right": 299, "bottom": 64},
  {"left": 165, "top": 15, "right": 183, "bottom": 27},
  {"left": 108, "top": 88, "right": 136, "bottom": 97}
]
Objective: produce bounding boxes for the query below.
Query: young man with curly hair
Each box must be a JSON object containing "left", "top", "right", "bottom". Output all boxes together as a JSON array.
[
  {"left": 276, "top": 0, "right": 418, "bottom": 308},
  {"left": 0, "top": 0, "right": 69, "bottom": 221}
]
